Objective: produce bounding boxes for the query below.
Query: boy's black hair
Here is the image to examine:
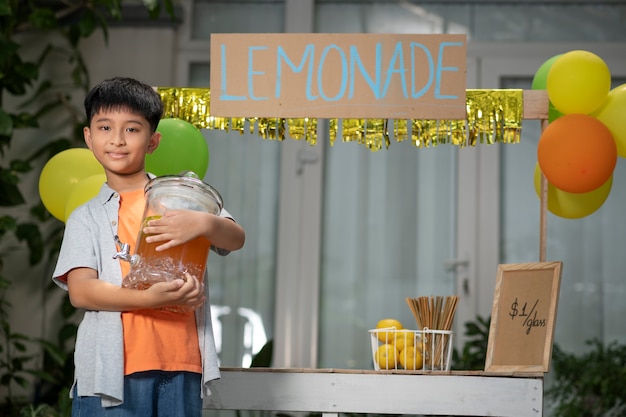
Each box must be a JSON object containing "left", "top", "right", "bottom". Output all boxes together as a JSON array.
[{"left": 84, "top": 77, "right": 164, "bottom": 132}]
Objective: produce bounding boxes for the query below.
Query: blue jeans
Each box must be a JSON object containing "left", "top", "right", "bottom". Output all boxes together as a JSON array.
[{"left": 71, "top": 371, "right": 202, "bottom": 417}]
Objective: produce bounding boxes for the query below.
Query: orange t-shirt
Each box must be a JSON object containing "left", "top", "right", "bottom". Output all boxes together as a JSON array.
[{"left": 118, "top": 188, "right": 201, "bottom": 375}]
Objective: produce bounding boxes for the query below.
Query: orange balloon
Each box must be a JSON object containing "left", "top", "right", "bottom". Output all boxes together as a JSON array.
[
  {"left": 533, "top": 164, "right": 612, "bottom": 219},
  {"left": 537, "top": 114, "right": 616, "bottom": 193}
]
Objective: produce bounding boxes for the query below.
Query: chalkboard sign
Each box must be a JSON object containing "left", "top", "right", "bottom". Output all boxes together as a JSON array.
[{"left": 485, "top": 262, "right": 562, "bottom": 373}]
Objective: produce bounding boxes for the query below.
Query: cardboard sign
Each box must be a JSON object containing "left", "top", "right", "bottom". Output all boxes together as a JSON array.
[
  {"left": 485, "top": 262, "right": 562, "bottom": 373},
  {"left": 210, "top": 33, "right": 467, "bottom": 119}
]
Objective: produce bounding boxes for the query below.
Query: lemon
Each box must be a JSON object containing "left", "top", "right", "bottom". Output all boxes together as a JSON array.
[
  {"left": 394, "top": 329, "right": 415, "bottom": 352},
  {"left": 375, "top": 318, "right": 403, "bottom": 343},
  {"left": 398, "top": 346, "right": 423, "bottom": 370},
  {"left": 415, "top": 334, "right": 423, "bottom": 352},
  {"left": 375, "top": 344, "right": 397, "bottom": 370}
]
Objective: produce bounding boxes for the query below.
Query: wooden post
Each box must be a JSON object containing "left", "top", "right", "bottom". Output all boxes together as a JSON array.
[
  {"left": 539, "top": 119, "right": 549, "bottom": 262},
  {"left": 523, "top": 90, "right": 550, "bottom": 263}
]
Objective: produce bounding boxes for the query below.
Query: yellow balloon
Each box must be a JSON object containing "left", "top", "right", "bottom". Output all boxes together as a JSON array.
[
  {"left": 38, "top": 149, "right": 104, "bottom": 221},
  {"left": 534, "top": 164, "right": 612, "bottom": 219},
  {"left": 593, "top": 84, "right": 626, "bottom": 158},
  {"left": 64, "top": 174, "right": 107, "bottom": 222},
  {"left": 547, "top": 50, "right": 611, "bottom": 115}
]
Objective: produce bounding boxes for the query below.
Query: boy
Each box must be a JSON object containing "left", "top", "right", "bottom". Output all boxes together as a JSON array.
[{"left": 52, "top": 77, "right": 245, "bottom": 416}]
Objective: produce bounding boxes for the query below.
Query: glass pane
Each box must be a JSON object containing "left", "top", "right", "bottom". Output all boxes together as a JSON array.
[
  {"left": 315, "top": 1, "right": 626, "bottom": 41},
  {"left": 180, "top": 62, "right": 280, "bottom": 368},
  {"left": 190, "top": 63, "right": 211, "bottom": 87},
  {"left": 201, "top": 127, "right": 280, "bottom": 367},
  {"left": 318, "top": 137, "right": 457, "bottom": 369},
  {"left": 500, "top": 77, "right": 626, "bottom": 354},
  {"left": 192, "top": 1, "right": 284, "bottom": 39}
]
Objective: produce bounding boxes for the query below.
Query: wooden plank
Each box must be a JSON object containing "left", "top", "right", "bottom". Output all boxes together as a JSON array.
[
  {"left": 523, "top": 90, "right": 549, "bottom": 120},
  {"left": 217, "top": 367, "right": 544, "bottom": 377},
  {"left": 210, "top": 33, "right": 468, "bottom": 119},
  {"left": 205, "top": 369, "right": 543, "bottom": 417}
]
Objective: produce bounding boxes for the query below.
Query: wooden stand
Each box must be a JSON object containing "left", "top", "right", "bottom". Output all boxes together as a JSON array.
[
  {"left": 204, "top": 90, "right": 551, "bottom": 417},
  {"left": 205, "top": 368, "right": 543, "bottom": 417}
]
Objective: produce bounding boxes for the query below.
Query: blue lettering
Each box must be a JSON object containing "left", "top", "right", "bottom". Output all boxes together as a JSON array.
[
  {"left": 317, "top": 44, "right": 347, "bottom": 102},
  {"left": 248, "top": 46, "right": 268, "bottom": 101},
  {"left": 219, "top": 37, "right": 463, "bottom": 108},
  {"left": 435, "top": 42, "right": 462, "bottom": 99},
  {"left": 382, "top": 41, "right": 408, "bottom": 98},
  {"left": 276, "top": 45, "right": 317, "bottom": 100},
  {"left": 220, "top": 44, "right": 246, "bottom": 101},
  {"left": 411, "top": 42, "right": 434, "bottom": 99},
  {"left": 349, "top": 44, "right": 381, "bottom": 99}
]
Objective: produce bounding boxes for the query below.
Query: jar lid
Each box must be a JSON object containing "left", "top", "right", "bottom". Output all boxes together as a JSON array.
[{"left": 145, "top": 171, "right": 223, "bottom": 213}]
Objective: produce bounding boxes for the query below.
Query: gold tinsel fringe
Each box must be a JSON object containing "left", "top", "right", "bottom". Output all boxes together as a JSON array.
[{"left": 156, "top": 88, "right": 524, "bottom": 151}]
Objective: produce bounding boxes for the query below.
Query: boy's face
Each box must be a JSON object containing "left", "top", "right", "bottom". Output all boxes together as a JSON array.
[{"left": 84, "top": 108, "right": 160, "bottom": 178}]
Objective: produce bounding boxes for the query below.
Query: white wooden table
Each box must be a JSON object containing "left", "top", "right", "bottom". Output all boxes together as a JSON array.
[{"left": 205, "top": 368, "right": 543, "bottom": 417}]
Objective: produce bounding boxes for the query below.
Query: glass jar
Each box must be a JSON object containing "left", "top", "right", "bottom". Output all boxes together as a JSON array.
[{"left": 119, "top": 172, "right": 223, "bottom": 310}]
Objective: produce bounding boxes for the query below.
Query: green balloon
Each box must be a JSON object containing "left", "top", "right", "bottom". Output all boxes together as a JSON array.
[
  {"left": 532, "top": 54, "right": 561, "bottom": 90},
  {"left": 532, "top": 54, "right": 563, "bottom": 123},
  {"left": 147, "top": 118, "right": 209, "bottom": 177}
]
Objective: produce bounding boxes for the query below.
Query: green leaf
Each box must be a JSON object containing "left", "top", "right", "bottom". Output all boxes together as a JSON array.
[
  {"left": 25, "top": 368, "right": 57, "bottom": 384},
  {"left": 66, "top": 24, "right": 82, "bottom": 47},
  {"left": 29, "top": 8, "right": 58, "bottom": 30},
  {"left": 13, "top": 374, "right": 29, "bottom": 388},
  {"left": 108, "top": 0, "right": 123, "bottom": 20},
  {"left": 14, "top": 61, "right": 39, "bottom": 81},
  {"left": 163, "top": 0, "right": 176, "bottom": 21},
  {"left": 78, "top": 9, "right": 96, "bottom": 37},
  {"left": 0, "top": 0, "right": 12, "bottom": 16},
  {"left": 16, "top": 223, "right": 44, "bottom": 265},
  {"left": 92, "top": 9, "right": 110, "bottom": 44},
  {"left": 148, "top": 3, "right": 161, "bottom": 20},
  {"left": 0, "top": 169, "right": 25, "bottom": 206},
  {"left": 0, "top": 35, "right": 19, "bottom": 67},
  {"left": 9, "top": 159, "right": 31, "bottom": 173},
  {"left": 35, "top": 44, "right": 53, "bottom": 67},
  {"left": 60, "top": 297, "right": 76, "bottom": 319},
  {"left": 11, "top": 111, "right": 38, "bottom": 129},
  {"left": 58, "top": 322, "right": 78, "bottom": 342},
  {"left": 26, "top": 138, "right": 71, "bottom": 163},
  {"left": 30, "top": 202, "right": 51, "bottom": 222},
  {"left": 0, "top": 108, "right": 13, "bottom": 137},
  {"left": 37, "top": 339, "right": 66, "bottom": 366},
  {"left": 250, "top": 339, "right": 273, "bottom": 367},
  {"left": 0, "top": 274, "right": 12, "bottom": 290},
  {"left": 18, "top": 80, "right": 52, "bottom": 108}
]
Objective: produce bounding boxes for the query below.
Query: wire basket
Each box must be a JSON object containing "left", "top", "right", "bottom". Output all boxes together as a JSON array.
[{"left": 369, "top": 328, "right": 453, "bottom": 371}]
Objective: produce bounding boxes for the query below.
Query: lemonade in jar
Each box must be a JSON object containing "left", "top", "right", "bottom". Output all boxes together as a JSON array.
[{"left": 116, "top": 172, "right": 223, "bottom": 311}]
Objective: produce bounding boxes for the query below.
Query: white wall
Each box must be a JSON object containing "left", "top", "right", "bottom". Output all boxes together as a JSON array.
[{"left": 81, "top": 27, "right": 178, "bottom": 87}]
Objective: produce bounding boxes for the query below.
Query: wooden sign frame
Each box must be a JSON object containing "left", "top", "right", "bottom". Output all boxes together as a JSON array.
[{"left": 485, "top": 261, "right": 562, "bottom": 373}]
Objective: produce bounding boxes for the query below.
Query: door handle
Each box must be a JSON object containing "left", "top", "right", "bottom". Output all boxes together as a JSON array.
[{"left": 442, "top": 258, "right": 469, "bottom": 272}]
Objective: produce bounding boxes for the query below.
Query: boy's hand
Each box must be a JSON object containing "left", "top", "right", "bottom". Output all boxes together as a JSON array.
[
  {"left": 66, "top": 268, "right": 206, "bottom": 311},
  {"left": 143, "top": 208, "right": 245, "bottom": 253},
  {"left": 147, "top": 272, "right": 206, "bottom": 309},
  {"left": 143, "top": 210, "right": 208, "bottom": 251}
]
